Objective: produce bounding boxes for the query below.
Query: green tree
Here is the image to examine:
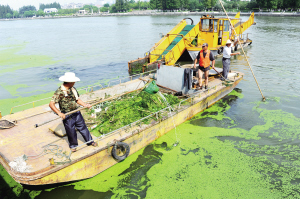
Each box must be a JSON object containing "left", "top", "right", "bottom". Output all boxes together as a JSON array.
[
  {"left": 57, "top": 8, "right": 79, "bottom": 15},
  {"left": 197, "top": 1, "right": 205, "bottom": 11},
  {"left": 141, "top": 1, "right": 150, "bottom": 9},
  {"left": 205, "top": 0, "right": 212, "bottom": 9},
  {"left": 178, "top": 0, "right": 189, "bottom": 10},
  {"left": 23, "top": 10, "right": 35, "bottom": 17},
  {"left": 116, "top": 0, "right": 128, "bottom": 11},
  {"left": 167, "top": 0, "right": 180, "bottom": 10},
  {"left": 232, "top": 1, "right": 238, "bottom": 9},
  {"left": 13, "top": 11, "right": 19, "bottom": 18},
  {"left": 150, "top": 0, "right": 158, "bottom": 9},
  {"left": 100, "top": 7, "right": 109, "bottom": 12},
  {"left": 0, "top": 5, "right": 13, "bottom": 19},
  {"left": 214, "top": 3, "right": 222, "bottom": 11},
  {"left": 40, "top": 2, "right": 61, "bottom": 10},
  {"left": 239, "top": 2, "right": 247, "bottom": 10},
  {"left": 246, "top": 1, "right": 258, "bottom": 10},
  {"left": 189, "top": 0, "right": 197, "bottom": 11},
  {"left": 19, "top": 5, "right": 36, "bottom": 14},
  {"left": 224, "top": 2, "right": 232, "bottom": 9},
  {"left": 104, "top": 3, "right": 110, "bottom": 7},
  {"left": 266, "top": 0, "right": 278, "bottom": 9},
  {"left": 6, "top": 13, "right": 12, "bottom": 18},
  {"left": 49, "top": 12, "right": 55, "bottom": 17},
  {"left": 36, "top": 9, "right": 45, "bottom": 17},
  {"left": 111, "top": 5, "right": 117, "bottom": 12},
  {"left": 93, "top": 6, "right": 98, "bottom": 13}
]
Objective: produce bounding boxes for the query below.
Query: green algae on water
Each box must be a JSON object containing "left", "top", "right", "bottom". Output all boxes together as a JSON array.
[
  {"left": 0, "top": 91, "right": 54, "bottom": 116},
  {"left": 0, "top": 83, "right": 29, "bottom": 97},
  {"left": 59, "top": 92, "right": 300, "bottom": 198},
  {"left": 0, "top": 164, "right": 41, "bottom": 199},
  {"left": 0, "top": 44, "right": 58, "bottom": 74}
]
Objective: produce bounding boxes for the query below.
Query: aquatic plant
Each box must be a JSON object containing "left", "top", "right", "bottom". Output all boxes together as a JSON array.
[{"left": 83, "top": 91, "right": 180, "bottom": 137}]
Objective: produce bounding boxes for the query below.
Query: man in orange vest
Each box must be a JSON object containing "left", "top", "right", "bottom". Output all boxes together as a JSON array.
[{"left": 193, "top": 43, "right": 215, "bottom": 90}]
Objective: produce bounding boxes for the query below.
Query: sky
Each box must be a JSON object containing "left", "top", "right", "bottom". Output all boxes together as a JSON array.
[{"left": 0, "top": 0, "right": 95, "bottom": 10}]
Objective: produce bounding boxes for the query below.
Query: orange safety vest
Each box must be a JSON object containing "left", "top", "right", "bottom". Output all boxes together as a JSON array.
[{"left": 199, "top": 50, "right": 211, "bottom": 68}]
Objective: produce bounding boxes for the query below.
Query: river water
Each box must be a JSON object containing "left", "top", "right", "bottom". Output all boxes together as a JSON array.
[{"left": 1, "top": 15, "right": 300, "bottom": 198}]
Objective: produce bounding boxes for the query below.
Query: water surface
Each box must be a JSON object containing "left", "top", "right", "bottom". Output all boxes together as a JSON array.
[{"left": 1, "top": 15, "right": 300, "bottom": 198}]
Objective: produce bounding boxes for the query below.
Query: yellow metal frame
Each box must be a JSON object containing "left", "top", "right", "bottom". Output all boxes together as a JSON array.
[
  {"left": 165, "top": 23, "right": 200, "bottom": 65},
  {"left": 149, "top": 20, "right": 187, "bottom": 63},
  {"left": 234, "top": 12, "right": 255, "bottom": 36}
]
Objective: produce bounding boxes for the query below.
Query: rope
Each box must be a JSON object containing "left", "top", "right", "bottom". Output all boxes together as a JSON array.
[
  {"left": 9, "top": 144, "right": 71, "bottom": 172},
  {"left": 218, "top": 1, "right": 266, "bottom": 101},
  {"left": 26, "top": 144, "right": 71, "bottom": 164}
]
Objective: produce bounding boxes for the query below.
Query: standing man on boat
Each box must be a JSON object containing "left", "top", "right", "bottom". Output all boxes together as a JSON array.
[
  {"left": 193, "top": 43, "right": 215, "bottom": 90},
  {"left": 222, "top": 39, "right": 240, "bottom": 80},
  {"left": 49, "top": 72, "right": 98, "bottom": 152}
]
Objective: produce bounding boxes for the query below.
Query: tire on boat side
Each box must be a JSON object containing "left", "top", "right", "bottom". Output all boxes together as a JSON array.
[{"left": 111, "top": 142, "right": 130, "bottom": 161}]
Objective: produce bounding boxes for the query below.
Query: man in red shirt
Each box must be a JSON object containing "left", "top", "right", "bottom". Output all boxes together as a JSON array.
[{"left": 193, "top": 43, "right": 215, "bottom": 90}]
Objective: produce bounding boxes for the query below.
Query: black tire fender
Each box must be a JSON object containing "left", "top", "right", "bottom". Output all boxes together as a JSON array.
[{"left": 111, "top": 142, "right": 130, "bottom": 161}]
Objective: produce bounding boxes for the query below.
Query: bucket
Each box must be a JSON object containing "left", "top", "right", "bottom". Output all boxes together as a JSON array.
[{"left": 143, "top": 81, "right": 159, "bottom": 94}]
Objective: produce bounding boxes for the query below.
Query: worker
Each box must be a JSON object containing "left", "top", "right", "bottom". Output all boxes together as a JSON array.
[
  {"left": 222, "top": 39, "right": 240, "bottom": 80},
  {"left": 193, "top": 43, "right": 215, "bottom": 90},
  {"left": 49, "top": 72, "right": 98, "bottom": 152}
]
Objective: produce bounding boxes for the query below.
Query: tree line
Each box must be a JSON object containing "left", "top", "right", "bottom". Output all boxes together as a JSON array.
[
  {"left": 1, "top": 0, "right": 300, "bottom": 19},
  {"left": 255, "top": 0, "right": 300, "bottom": 10},
  {"left": 39, "top": 2, "right": 61, "bottom": 10}
]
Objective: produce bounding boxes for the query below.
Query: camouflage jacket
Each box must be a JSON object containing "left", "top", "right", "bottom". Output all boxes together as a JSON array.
[{"left": 51, "top": 85, "right": 80, "bottom": 113}]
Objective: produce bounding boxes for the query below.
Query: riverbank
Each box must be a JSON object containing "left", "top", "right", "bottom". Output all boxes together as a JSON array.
[{"left": 1, "top": 10, "right": 300, "bottom": 21}]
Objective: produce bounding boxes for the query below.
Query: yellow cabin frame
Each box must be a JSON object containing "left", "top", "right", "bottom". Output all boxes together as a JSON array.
[{"left": 197, "top": 16, "right": 240, "bottom": 50}]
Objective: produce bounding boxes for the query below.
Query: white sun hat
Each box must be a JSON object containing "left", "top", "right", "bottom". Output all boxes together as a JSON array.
[
  {"left": 226, "top": 39, "right": 232, "bottom": 44},
  {"left": 59, "top": 72, "right": 80, "bottom": 82}
]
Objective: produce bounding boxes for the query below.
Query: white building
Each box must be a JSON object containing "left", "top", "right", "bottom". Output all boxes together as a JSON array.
[
  {"left": 44, "top": 8, "right": 58, "bottom": 13},
  {"left": 78, "top": 10, "right": 86, "bottom": 14},
  {"left": 62, "top": 3, "right": 85, "bottom": 9}
]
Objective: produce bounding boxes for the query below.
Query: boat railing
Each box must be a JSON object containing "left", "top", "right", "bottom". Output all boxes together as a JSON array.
[
  {"left": 74, "top": 105, "right": 175, "bottom": 150},
  {"left": 233, "top": 33, "right": 250, "bottom": 43},
  {"left": 8, "top": 69, "right": 158, "bottom": 114}
]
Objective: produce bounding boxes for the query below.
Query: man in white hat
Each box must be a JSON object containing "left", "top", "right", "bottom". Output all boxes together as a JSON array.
[
  {"left": 49, "top": 72, "right": 97, "bottom": 152},
  {"left": 222, "top": 39, "right": 240, "bottom": 80}
]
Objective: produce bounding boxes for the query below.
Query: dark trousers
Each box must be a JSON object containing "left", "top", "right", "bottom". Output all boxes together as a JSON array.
[
  {"left": 222, "top": 58, "right": 231, "bottom": 79},
  {"left": 184, "top": 68, "right": 193, "bottom": 90},
  {"left": 62, "top": 111, "right": 94, "bottom": 149}
]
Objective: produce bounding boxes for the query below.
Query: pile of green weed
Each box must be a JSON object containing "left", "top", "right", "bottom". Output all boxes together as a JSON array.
[{"left": 87, "top": 91, "right": 180, "bottom": 137}]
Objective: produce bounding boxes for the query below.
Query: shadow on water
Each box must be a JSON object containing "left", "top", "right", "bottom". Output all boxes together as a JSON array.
[
  {"left": 0, "top": 167, "right": 31, "bottom": 199},
  {"left": 189, "top": 88, "right": 243, "bottom": 128},
  {"left": 36, "top": 144, "right": 164, "bottom": 199},
  {"left": 35, "top": 185, "right": 114, "bottom": 199}
]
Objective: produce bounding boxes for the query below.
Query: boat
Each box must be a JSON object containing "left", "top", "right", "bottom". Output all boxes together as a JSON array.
[
  {"left": 0, "top": 65, "right": 243, "bottom": 185},
  {"left": 128, "top": 12, "right": 255, "bottom": 73}
]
